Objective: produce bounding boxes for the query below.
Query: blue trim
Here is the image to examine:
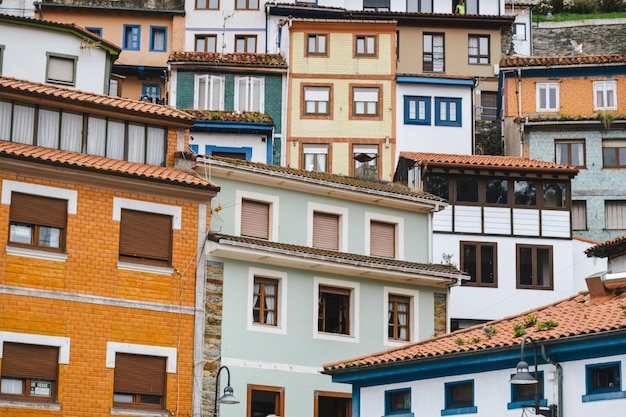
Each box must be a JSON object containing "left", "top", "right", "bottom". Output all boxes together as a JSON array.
[
  {"left": 352, "top": 385, "right": 360, "bottom": 417},
  {"left": 444, "top": 380, "right": 474, "bottom": 413},
  {"left": 510, "top": 370, "right": 545, "bottom": 405},
  {"left": 582, "top": 390, "right": 626, "bottom": 402},
  {"left": 435, "top": 97, "right": 462, "bottom": 127},
  {"left": 508, "top": 399, "right": 547, "bottom": 409},
  {"left": 123, "top": 24, "right": 141, "bottom": 51},
  {"left": 192, "top": 120, "right": 274, "bottom": 134},
  {"left": 265, "top": 135, "right": 273, "bottom": 165},
  {"left": 404, "top": 96, "right": 431, "bottom": 125},
  {"left": 204, "top": 145, "right": 252, "bottom": 160},
  {"left": 149, "top": 26, "right": 168, "bottom": 52},
  {"left": 441, "top": 407, "right": 477, "bottom": 416},
  {"left": 189, "top": 144, "right": 199, "bottom": 153},
  {"left": 502, "top": 65, "right": 626, "bottom": 79},
  {"left": 585, "top": 361, "right": 622, "bottom": 396},
  {"left": 385, "top": 387, "right": 411, "bottom": 415},
  {"left": 85, "top": 27, "right": 102, "bottom": 37},
  {"left": 142, "top": 83, "right": 161, "bottom": 99},
  {"left": 385, "top": 413, "right": 413, "bottom": 417},
  {"left": 397, "top": 75, "right": 474, "bottom": 87}
]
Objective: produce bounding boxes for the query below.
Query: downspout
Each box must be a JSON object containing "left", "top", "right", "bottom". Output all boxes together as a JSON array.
[
  {"left": 517, "top": 68, "right": 523, "bottom": 156},
  {"left": 542, "top": 345, "right": 563, "bottom": 417}
]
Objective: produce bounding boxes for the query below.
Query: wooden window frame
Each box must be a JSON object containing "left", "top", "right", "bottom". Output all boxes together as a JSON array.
[
  {"left": 510, "top": 372, "right": 545, "bottom": 405},
  {"left": 247, "top": 384, "right": 284, "bottom": 417},
  {"left": 318, "top": 285, "right": 351, "bottom": 335},
  {"left": 252, "top": 276, "right": 279, "bottom": 326},
  {"left": 602, "top": 140, "right": 626, "bottom": 168},
  {"left": 460, "top": 241, "right": 497, "bottom": 287},
  {"left": 572, "top": 200, "right": 587, "bottom": 231},
  {"left": 149, "top": 26, "right": 167, "bottom": 52},
  {"left": 314, "top": 390, "right": 351, "bottom": 417},
  {"left": 301, "top": 85, "right": 332, "bottom": 118},
  {"left": 8, "top": 192, "right": 67, "bottom": 252},
  {"left": 604, "top": 200, "right": 626, "bottom": 230},
  {"left": 195, "top": 0, "right": 219, "bottom": 9},
  {"left": 388, "top": 294, "right": 410, "bottom": 341},
  {"left": 354, "top": 34, "right": 377, "bottom": 57},
  {"left": 113, "top": 353, "right": 166, "bottom": 410},
  {"left": 302, "top": 144, "right": 330, "bottom": 173},
  {"left": 235, "top": 0, "right": 259, "bottom": 10},
  {"left": 468, "top": 34, "right": 490, "bottom": 65},
  {"left": 353, "top": 145, "right": 380, "bottom": 181},
  {"left": 423, "top": 33, "right": 445, "bottom": 73},
  {"left": 555, "top": 139, "right": 586, "bottom": 168},
  {"left": 350, "top": 85, "right": 382, "bottom": 119},
  {"left": 235, "top": 34, "right": 257, "bottom": 52},
  {"left": 195, "top": 34, "right": 217, "bottom": 52},
  {"left": 118, "top": 208, "right": 173, "bottom": 267},
  {"left": 306, "top": 33, "right": 328, "bottom": 56},
  {"left": 240, "top": 198, "right": 271, "bottom": 240},
  {"left": 122, "top": 24, "right": 141, "bottom": 51},
  {"left": 46, "top": 53, "right": 77, "bottom": 87},
  {"left": 0, "top": 342, "right": 59, "bottom": 403},
  {"left": 516, "top": 244, "right": 553, "bottom": 290},
  {"left": 434, "top": 97, "right": 462, "bottom": 127}
]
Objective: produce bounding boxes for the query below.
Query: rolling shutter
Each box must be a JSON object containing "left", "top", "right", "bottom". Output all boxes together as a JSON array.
[
  {"left": 241, "top": 199, "right": 270, "bottom": 239},
  {"left": 370, "top": 220, "right": 395, "bottom": 258},
  {"left": 313, "top": 212, "right": 339, "bottom": 250},
  {"left": 10, "top": 192, "right": 66, "bottom": 228},
  {"left": 119, "top": 209, "right": 172, "bottom": 264},
  {"left": 1, "top": 342, "right": 58, "bottom": 380},
  {"left": 114, "top": 353, "right": 166, "bottom": 396}
]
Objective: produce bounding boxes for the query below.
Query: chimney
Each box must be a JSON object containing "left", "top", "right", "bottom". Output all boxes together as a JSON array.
[{"left": 586, "top": 271, "right": 626, "bottom": 304}]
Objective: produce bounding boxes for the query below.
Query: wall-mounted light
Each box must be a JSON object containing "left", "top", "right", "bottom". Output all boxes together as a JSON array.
[
  {"left": 384, "top": 136, "right": 390, "bottom": 149},
  {"left": 213, "top": 366, "right": 239, "bottom": 417}
]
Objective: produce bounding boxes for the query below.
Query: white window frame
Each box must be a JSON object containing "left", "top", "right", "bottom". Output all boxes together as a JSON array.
[
  {"left": 302, "top": 143, "right": 329, "bottom": 172},
  {"left": 383, "top": 287, "right": 419, "bottom": 347},
  {"left": 364, "top": 212, "right": 404, "bottom": 260},
  {"left": 105, "top": 342, "right": 177, "bottom": 373},
  {"left": 235, "top": 190, "right": 279, "bottom": 241},
  {"left": 303, "top": 86, "right": 330, "bottom": 115},
  {"left": 313, "top": 277, "right": 360, "bottom": 343},
  {"left": 536, "top": 82, "right": 559, "bottom": 112},
  {"left": 234, "top": 76, "right": 264, "bottom": 112},
  {"left": 247, "top": 267, "right": 288, "bottom": 335},
  {"left": 513, "top": 23, "right": 526, "bottom": 40},
  {"left": 194, "top": 74, "right": 224, "bottom": 110},
  {"left": 307, "top": 202, "right": 349, "bottom": 251},
  {"left": 593, "top": 80, "right": 617, "bottom": 111},
  {"left": 353, "top": 87, "right": 379, "bottom": 116}
]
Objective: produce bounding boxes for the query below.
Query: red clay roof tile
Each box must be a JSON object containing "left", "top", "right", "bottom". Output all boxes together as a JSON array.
[
  {"left": 500, "top": 54, "right": 626, "bottom": 68},
  {"left": 586, "top": 234, "right": 626, "bottom": 258},
  {"left": 168, "top": 51, "right": 287, "bottom": 68}
]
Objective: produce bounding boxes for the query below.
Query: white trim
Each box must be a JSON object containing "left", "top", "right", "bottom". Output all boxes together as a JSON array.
[
  {"left": 0, "top": 331, "right": 70, "bottom": 364},
  {"left": 116, "top": 261, "right": 174, "bottom": 275},
  {"left": 112, "top": 197, "right": 182, "bottom": 230},
  {"left": 0, "top": 400, "right": 61, "bottom": 411},
  {"left": 247, "top": 267, "right": 288, "bottom": 335},
  {"left": 235, "top": 190, "right": 279, "bottom": 241},
  {"left": 1, "top": 180, "right": 77, "bottom": 214},
  {"left": 383, "top": 286, "right": 420, "bottom": 347},
  {"left": 221, "top": 356, "right": 322, "bottom": 375},
  {"left": 307, "top": 202, "right": 349, "bottom": 251},
  {"left": 313, "top": 277, "right": 360, "bottom": 343},
  {"left": 111, "top": 407, "right": 169, "bottom": 417},
  {"left": 536, "top": 82, "right": 559, "bottom": 112},
  {"left": 364, "top": 212, "right": 405, "bottom": 259},
  {"left": 105, "top": 342, "right": 177, "bottom": 373},
  {"left": 5, "top": 246, "right": 68, "bottom": 262}
]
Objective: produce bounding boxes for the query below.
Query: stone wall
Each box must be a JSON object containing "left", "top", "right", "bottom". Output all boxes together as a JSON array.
[
  {"left": 475, "top": 120, "right": 503, "bottom": 155},
  {"left": 40, "top": 0, "right": 185, "bottom": 10},
  {"left": 533, "top": 19, "right": 626, "bottom": 56},
  {"left": 434, "top": 292, "right": 447, "bottom": 336},
  {"left": 202, "top": 261, "right": 225, "bottom": 416}
]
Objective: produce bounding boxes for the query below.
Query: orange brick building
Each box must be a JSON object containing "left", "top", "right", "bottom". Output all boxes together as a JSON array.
[{"left": 0, "top": 77, "right": 219, "bottom": 416}]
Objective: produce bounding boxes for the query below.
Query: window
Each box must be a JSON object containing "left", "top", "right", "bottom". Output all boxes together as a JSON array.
[
  {"left": 516, "top": 245, "right": 553, "bottom": 290},
  {"left": 241, "top": 199, "right": 270, "bottom": 239},
  {"left": 536, "top": 82, "right": 559, "bottom": 112},
  {"left": 584, "top": 362, "right": 624, "bottom": 402},
  {"left": 247, "top": 385, "right": 284, "bottom": 417},
  {"left": 572, "top": 200, "right": 587, "bottom": 231},
  {"left": 363, "top": 0, "right": 390, "bottom": 10},
  {"left": 303, "top": 144, "right": 329, "bottom": 172},
  {"left": 480, "top": 91, "right": 497, "bottom": 120},
  {"left": 353, "top": 145, "right": 379, "bottom": 181},
  {"left": 425, "top": 175, "right": 449, "bottom": 200},
  {"left": 318, "top": 285, "right": 351, "bottom": 335},
  {"left": 605, "top": 200, "right": 626, "bottom": 229},
  {"left": 513, "top": 23, "right": 526, "bottom": 40},
  {"left": 236, "top": 0, "right": 259, "bottom": 9},
  {"left": 468, "top": 35, "right": 489, "bottom": 64},
  {"left": 313, "top": 211, "right": 340, "bottom": 250},
  {"left": 485, "top": 179, "right": 507, "bottom": 204},
  {"left": 444, "top": 380, "right": 476, "bottom": 413},
  {"left": 510, "top": 372, "right": 545, "bottom": 408},
  {"left": 0, "top": 342, "right": 58, "bottom": 402},
  {"left": 235, "top": 76, "right": 264, "bottom": 112},
  {"left": 235, "top": 35, "right": 257, "bottom": 52},
  {"left": 602, "top": 140, "right": 626, "bottom": 168},
  {"left": 195, "top": 75, "right": 224, "bottom": 110},
  {"left": 370, "top": 220, "right": 396, "bottom": 258},
  {"left": 514, "top": 180, "right": 536, "bottom": 206},
  {"left": 9, "top": 192, "right": 67, "bottom": 252},
  {"left": 46, "top": 53, "right": 77, "bottom": 86},
  {"left": 404, "top": 96, "right": 430, "bottom": 125},
  {"left": 113, "top": 353, "right": 166, "bottom": 409},
  {"left": 435, "top": 97, "right": 462, "bottom": 127},
  {"left": 594, "top": 80, "right": 617, "bottom": 110},
  {"left": 555, "top": 140, "right": 585, "bottom": 167},
  {"left": 253, "top": 276, "right": 278, "bottom": 326},
  {"left": 315, "top": 391, "right": 351, "bottom": 417},
  {"left": 196, "top": 0, "right": 219, "bottom": 9},
  {"left": 355, "top": 35, "right": 376, "bottom": 56},
  {"left": 385, "top": 388, "right": 411, "bottom": 415},
  {"left": 307, "top": 34, "right": 328, "bottom": 56},
  {"left": 352, "top": 87, "right": 379, "bottom": 117},
  {"left": 85, "top": 27, "right": 103, "bottom": 37},
  {"left": 0, "top": 44, "right": 4, "bottom": 75},
  {"left": 119, "top": 209, "right": 172, "bottom": 266},
  {"left": 542, "top": 182, "right": 567, "bottom": 208},
  {"left": 123, "top": 24, "right": 141, "bottom": 50},
  {"left": 149, "top": 26, "right": 167, "bottom": 52},
  {"left": 303, "top": 86, "right": 331, "bottom": 116},
  {"left": 388, "top": 295, "right": 410, "bottom": 341},
  {"left": 464, "top": 0, "right": 478, "bottom": 14},
  {"left": 141, "top": 83, "right": 160, "bottom": 103},
  {"left": 195, "top": 34, "right": 217, "bottom": 52},
  {"left": 423, "top": 33, "right": 444, "bottom": 72},
  {"left": 407, "top": 0, "right": 432, "bottom": 12},
  {"left": 456, "top": 177, "right": 478, "bottom": 203},
  {"left": 460, "top": 242, "right": 497, "bottom": 287}
]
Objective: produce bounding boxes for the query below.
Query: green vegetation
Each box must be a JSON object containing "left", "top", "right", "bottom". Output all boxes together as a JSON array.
[
  {"left": 534, "top": 0, "right": 626, "bottom": 21},
  {"left": 513, "top": 323, "right": 528, "bottom": 338},
  {"left": 454, "top": 338, "right": 465, "bottom": 346},
  {"left": 536, "top": 11, "right": 626, "bottom": 22},
  {"left": 523, "top": 315, "right": 538, "bottom": 328},
  {"left": 537, "top": 320, "right": 559, "bottom": 331}
]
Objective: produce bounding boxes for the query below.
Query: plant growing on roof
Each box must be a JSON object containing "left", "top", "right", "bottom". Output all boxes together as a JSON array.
[
  {"left": 469, "top": 337, "right": 481, "bottom": 344},
  {"left": 537, "top": 320, "right": 559, "bottom": 331},
  {"left": 523, "top": 314, "right": 538, "bottom": 328},
  {"left": 597, "top": 111, "right": 615, "bottom": 129},
  {"left": 513, "top": 323, "right": 527, "bottom": 338},
  {"left": 454, "top": 338, "right": 465, "bottom": 346},
  {"left": 621, "top": 305, "right": 626, "bottom": 316}
]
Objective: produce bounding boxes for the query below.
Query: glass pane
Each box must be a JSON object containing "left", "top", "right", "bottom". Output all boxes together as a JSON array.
[
  {"left": 571, "top": 143, "right": 584, "bottom": 166},
  {"left": 60, "top": 112, "right": 83, "bottom": 152},
  {"left": 425, "top": 175, "right": 449, "bottom": 199},
  {"left": 106, "top": 120, "right": 125, "bottom": 160},
  {"left": 543, "top": 182, "right": 566, "bottom": 208},
  {"left": 480, "top": 245, "right": 494, "bottom": 284},
  {"left": 30, "top": 380, "right": 52, "bottom": 396},
  {"left": 462, "top": 244, "right": 477, "bottom": 283},
  {"left": 536, "top": 248, "right": 551, "bottom": 287},
  {"left": 114, "top": 393, "right": 134, "bottom": 403},
  {"left": 457, "top": 177, "right": 478, "bottom": 202},
  {"left": 127, "top": 124, "right": 145, "bottom": 163},
  {"left": 514, "top": 180, "right": 536, "bottom": 205},
  {"left": 518, "top": 247, "right": 533, "bottom": 286},
  {"left": 37, "top": 108, "right": 60, "bottom": 149},
  {"left": 485, "top": 179, "right": 507, "bottom": 204},
  {"left": 140, "top": 394, "right": 161, "bottom": 405},
  {"left": 87, "top": 116, "right": 106, "bottom": 156},
  {"left": 619, "top": 148, "right": 626, "bottom": 166},
  {"left": 604, "top": 148, "right": 616, "bottom": 166},
  {"left": 39, "top": 226, "right": 61, "bottom": 248},
  {"left": 9, "top": 223, "right": 32, "bottom": 244},
  {"left": 1, "top": 377, "right": 23, "bottom": 394},
  {"left": 390, "top": 391, "right": 410, "bottom": 411}
]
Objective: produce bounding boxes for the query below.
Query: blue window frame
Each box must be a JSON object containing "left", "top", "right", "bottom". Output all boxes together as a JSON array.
[
  {"left": 508, "top": 371, "right": 547, "bottom": 409},
  {"left": 385, "top": 388, "right": 413, "bottom": 417},
  {"left": 150, "top": 26, "right": 167, "bottom": 52},
  {"left": 404, "top": 96, "right": 430, "bottom": 125},
  {"left": 442, "top": 380, "right": 477, "bottom": 416},
  {"left": 85, "top": 27, "right": 103, "bottom": 37},
  {"left": 583, "top": 361, "right": 626, "bottom": 402},
  {"left": 123, "top": 24, "right": 141, "bottom": 50},
  {"left": 141, "top": 84, "right": 161, "bottom": 103},
  {"left": 435, "top": 97, "right": 462, "bottom": 127}
]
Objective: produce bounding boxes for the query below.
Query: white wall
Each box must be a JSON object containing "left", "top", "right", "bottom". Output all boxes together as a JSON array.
[
  {"left": 505, "top": 5, "right": 533, "bottom": 56},
  {"left": 189, "top": 131, "right": 270, "bottom": 163},
  {"left": 0, "top": 0, "right": 36, "bottom": 17}
]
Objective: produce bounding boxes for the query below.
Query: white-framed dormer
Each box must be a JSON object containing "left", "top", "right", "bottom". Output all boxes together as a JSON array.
[
  {"left": 364, "top": 211, "right": 405, "bottom": 260},
  {"left": 235, "top": 189, "right": 280, "bottom": 241},
  {"left": 247, "top": 267, "right": 288, "bottom": 335},
  {"left": 307, "top": 202, "right": 349, "bottom": 252},
  {"left": 383, "top": 286, "right": 420, "bottom": 347},
  {"left": 313, "top": 276, "right": 360, "bottom": 343}
]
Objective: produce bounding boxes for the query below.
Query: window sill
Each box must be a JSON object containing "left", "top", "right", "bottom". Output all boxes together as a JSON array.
[
  {"left": 0, "top": 399, "right": 61, "bottom": 411},
  {"left": 117, "top": 261, "right": 174, "bottom": 275},
  {"left": 314, "top": 331, "right": 358, "bottom": 343},
  {"left": 111, "top": 407, "right": 170, "bottom": 417},
  {"left": 384, "top": 412, "right": 414, "bottom": 417},
  {"left": 5, "top": 245, "right": 68, "bottom": 262},
  {"left": 508, "top": 399, "right": 547, "bottom": 409},
  {"left": 441, "top": 406, "right": 477, "bottom": 416},
  {"left": 582, "top": 390, "right": 626, "bottom": 402}
]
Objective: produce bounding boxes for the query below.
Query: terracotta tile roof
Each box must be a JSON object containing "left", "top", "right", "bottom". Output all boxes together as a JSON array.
[
  {"left": 208, "top": 233, "right": 467, "bottom": 280},
  {"left": 400, "top": 152, "right": 579, "bottom": 175},
  {"left": 0, "top": 76, "right": 194, "bottom": 123},
  {"left": 168, "top": 51, "right": 288, "bottom": 68},
  {"left": 586, "top": 234, "right": 626, "bottom": 258},
  {"left": 500, "top": 54, "right": 626, "bottom": 68},
  {"left": 324, "top": 286, "right": 626, "bottom": 370},
  {"left": 397, "top": 73, "right": 475, "bottom": 81},
  {"left": 185, "top": 110, "right": 274, "bottom": 124},
  {"left": 200, "top": 156, "right": 448, "bottom": 204},
  {"left": 0, "top": 141, "right": 219, "bottom": 190}
]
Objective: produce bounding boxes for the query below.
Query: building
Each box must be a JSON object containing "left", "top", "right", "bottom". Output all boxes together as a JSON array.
[
  {"left": 394, "top": 152, "right": 605, "bottom": 329},
  {"left": 501, "top": 54, "right": 626, "bottom": 242},
  {"left": 0, "top": 75, "right": 220, "bottom": 416},
  {"left": 323, "top": 271, "right": 626, "bottom": 417},
  {"left": 187, "top": 155, "right": 467, "bottom": 417}
]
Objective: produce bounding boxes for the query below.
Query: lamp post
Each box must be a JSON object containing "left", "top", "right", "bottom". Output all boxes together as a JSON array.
[
  {"left": 509, "top": 336, "right": 556, "bottom": 417},
  {"left": 213, "top": 366, "right": 239, "bottom": 417}
]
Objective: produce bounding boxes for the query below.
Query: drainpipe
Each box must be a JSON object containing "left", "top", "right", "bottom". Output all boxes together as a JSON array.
[
  {"left": 517, "top": 68, "right": 523, "bottom": 156},
  {"left": 541, "top": 345, "right": 563, "bottom": 417}
]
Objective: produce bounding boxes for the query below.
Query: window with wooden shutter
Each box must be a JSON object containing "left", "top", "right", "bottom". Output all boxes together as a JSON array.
[
  {"left": 113, "top": 353, "right": 166, "bottom": 409},
  {"left": 241, "top": 199, "right": 270, "bottom": 239},
  {"left": 9, "top": 192, "right": 67, "bottom": 251},
  {"left": 0, "top": 342, "right": 58, "bottom": 402},
  {"left": 370, "top": 221, "right": 396, "bottom": 258},
  {"left": 313, "top": 212, "right": 339, "bottom": 250},
  {"left": 119, "top": 209, "right": 172, "bottom": 266}
]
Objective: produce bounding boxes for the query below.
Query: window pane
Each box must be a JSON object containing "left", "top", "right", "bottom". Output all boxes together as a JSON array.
[
  {"left": 1, "top": 378, "right": 23, "bottom": 394},
  {"left": 518, "top": 247, "right": 533, "bottom": 286},
  {"left": 514, "top": 180, "right": 536, "bottom": 205},
  {"left": 486, "top": 179, "right": 507, "bottom": 204},
  {"left": 543, "top": 182, "right": 566, "bottom": 208},
  {"left": 462, "top": 244, "right": 477, "bottom": 283},
  {"left": 10, "top": 223, "right": 32, "bottom": 244},
  {"left": 536, "top": 248, "right": 551, "bottom": 287},
  {"left": 425, "top": 175, "right": 449, "bottom": 199},
  {"left": 39, "top": 226, "right": 61, "bottom": 248},
  {"left": 37, "top": 108, "right": 60, "bottom": 149},
  {"left": 604, "top": 148, "right": 617, "bottom": 166},
  {"left": 457, "top": 177, "right": 478, "bottom": 202},
  {"left": 480, "top": 245, "right": 495, "bottom": 284}
]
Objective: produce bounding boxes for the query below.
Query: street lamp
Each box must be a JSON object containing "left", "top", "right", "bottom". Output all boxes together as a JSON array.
[
  {"left": 213, "top": 366, "right": 239, "bottom": 417},
  {"left": 510, "top": 336, "right": 556, "bottom": 417}
]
